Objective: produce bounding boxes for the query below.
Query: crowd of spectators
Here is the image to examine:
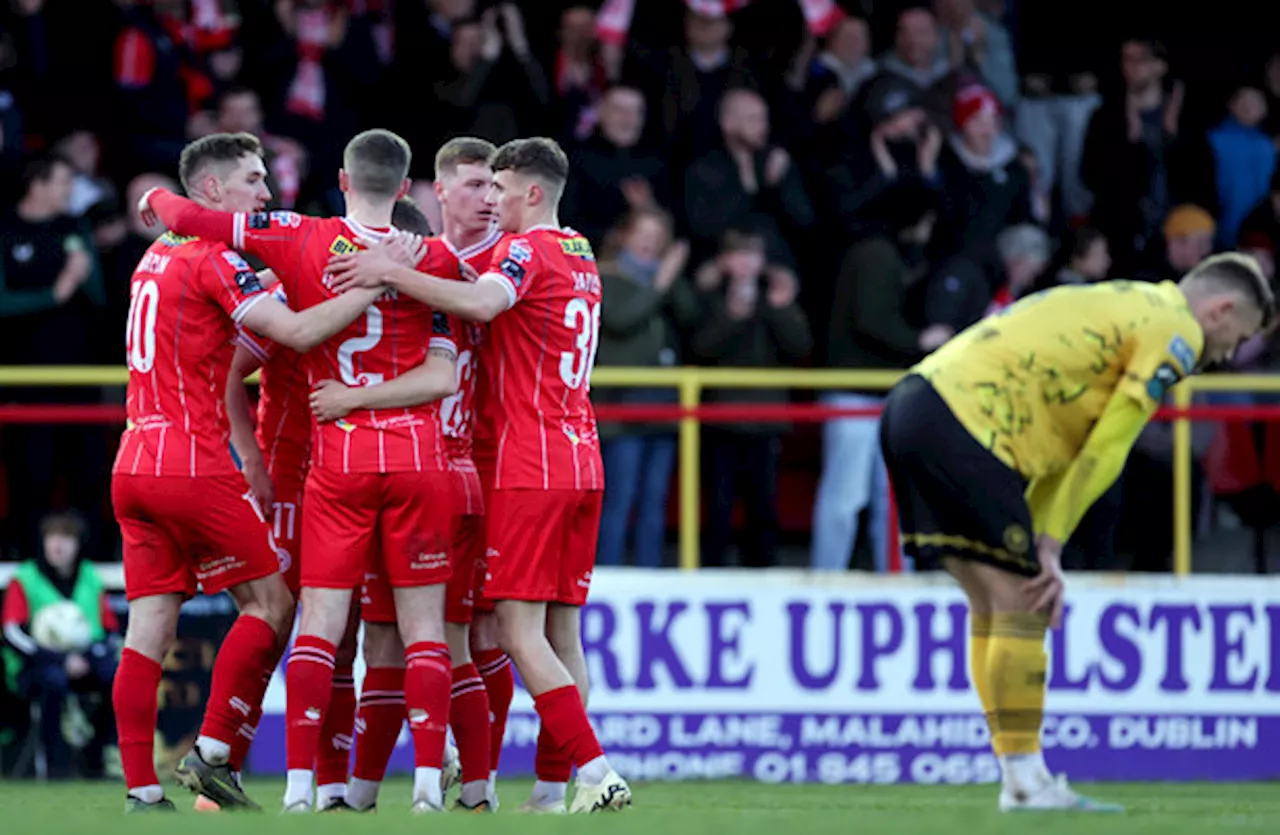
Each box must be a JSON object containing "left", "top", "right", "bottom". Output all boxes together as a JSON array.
[{"left": 2, "top": 0, "right": 1280, "bottom": 574}]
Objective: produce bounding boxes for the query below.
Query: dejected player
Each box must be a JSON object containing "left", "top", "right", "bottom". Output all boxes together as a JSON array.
[
  {"left": 113, "top": 132, "right": 383, "bottom": 813},
  {"left": 327, "top": 137, "right": 631, "bottom": 814},
  {"left": 880, "top": 253, "right": 1273, "bottom": 812},
  {"left": 140, "top": 129, "right": 462, "bottom": 813}
]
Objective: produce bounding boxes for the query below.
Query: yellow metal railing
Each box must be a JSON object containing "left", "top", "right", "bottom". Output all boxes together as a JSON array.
[{"left": 0, "top": 365, "right": 1276, "bottom": 574}]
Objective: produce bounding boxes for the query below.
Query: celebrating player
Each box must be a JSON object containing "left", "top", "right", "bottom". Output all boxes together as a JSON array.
[
  {"left": 316, "top": 138, "right": 507, "bottom": 812},
  {"left": 327, "top": 137, "right": 631, "bottom": 814},
  {"left": 113, "top": 132, "right": 383, "bottom": 813},
  {"left": 879, "top": 253, "right": 1273, "bottom": 812},
  {"left": 140, "top": 129, "right": 462, "bottom": 813}
]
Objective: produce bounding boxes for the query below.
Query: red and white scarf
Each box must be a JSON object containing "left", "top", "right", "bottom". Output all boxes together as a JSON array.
[{"left": 285, "top": 6, "right": 332, "bottom": 121}]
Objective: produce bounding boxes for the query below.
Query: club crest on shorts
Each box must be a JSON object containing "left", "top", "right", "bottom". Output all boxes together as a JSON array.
[{"left": 1003, "top": 524, "right": 1030, "bottom": 555}]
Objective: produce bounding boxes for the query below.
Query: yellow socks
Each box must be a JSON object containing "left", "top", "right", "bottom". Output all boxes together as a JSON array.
[
  {"left": 970, "top": 615, "right": 995, "bottom": 733},
  {"left": 987, "top": 613, "right": 1049, "bottom": 758}
]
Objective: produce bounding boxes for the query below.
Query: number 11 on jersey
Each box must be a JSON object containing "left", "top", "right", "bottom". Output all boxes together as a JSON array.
[{"left": 560, "top": 298, "right": 601, "bottom": 390}]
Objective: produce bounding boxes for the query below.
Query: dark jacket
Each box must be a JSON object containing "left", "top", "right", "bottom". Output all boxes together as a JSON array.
[
  {"left": 684, "top": 147, "right": 815, "bottom": 269},
  {"left": 593, "top": 262, "right": 702, "bottom": 439},
  {"left": 562, "top": 135, "right": 671, "bottom": 248},
  {"left": 827, "top": 238, "right": 929, "bottom": 374},
  {"left": 691, "top": 284, "right": 812, "bottom": 435}
]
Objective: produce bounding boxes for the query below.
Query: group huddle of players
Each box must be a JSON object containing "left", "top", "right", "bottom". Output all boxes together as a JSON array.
[{"left": 108, "top": 128, "right": 628, "bottom": 815}]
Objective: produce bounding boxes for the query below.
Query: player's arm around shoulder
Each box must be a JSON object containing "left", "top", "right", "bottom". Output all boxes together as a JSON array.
[
  {"left": 326, "top": 234, "right": 511, "bottom": 323},
  {"left": 239, "top": 282, "right": 382, "bottom": 353}
]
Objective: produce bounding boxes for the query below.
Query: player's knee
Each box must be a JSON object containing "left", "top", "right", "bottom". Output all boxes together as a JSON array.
[
  {"left": 968, "top": 562, "right": 1032, "bottom": 614},
  {"left": 445, "top": 622, "right": 471, "bottom": 667},
  {"left": 363, "top": 622, "right": 405, "bottom": 668},
  {"left": 239, "top": 574, "right": 295, "bottom": 636},
  {"left": 123, "top": 594, "right": 182, "bottom": 661},
  {"left": 469, "top": 612, "right": 500, "bottom": 652}
]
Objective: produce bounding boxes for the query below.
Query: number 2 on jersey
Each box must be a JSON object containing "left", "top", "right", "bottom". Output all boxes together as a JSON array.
[
  {"left": 126, "top": 279, "right": 160, "bottom": 372},
  {"left": 337, "top": 306, "right": 385, "bottom": 386},
  {"left": 560, "top": 298, "right": 601, "bottom": 390}
]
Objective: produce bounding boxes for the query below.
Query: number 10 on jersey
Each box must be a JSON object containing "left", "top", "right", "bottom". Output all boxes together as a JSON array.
[{"left": 560, "top": 298, "right": 601, "bottom": 390}]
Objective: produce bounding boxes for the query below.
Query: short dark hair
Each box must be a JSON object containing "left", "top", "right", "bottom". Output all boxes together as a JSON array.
[
  {"left": 41, "top": 511, "right": 84, "bottom": 542},
  {"left": 178, "top": 132, "right": 264, "bottom": 194},
  {"left": 20, "top": 153, "right": 73, "bottom": 197},
  {"left": 392, "top": 197, "right": 434, "bottom": 236},
  {"left": 344, "top": 129, "right": 412, "bottom": 199},
  {"left": 720, "top": 228, "right": 766, "bottom": 254},
  {"left": 490, "top": 137, "right": 570, "bottom": 197},
  {"left": 1185, "top": 252, "right": 1276, "bottom": 328},
  {"left": 434, "top": 136, "right": 497, "bottom": 180}
]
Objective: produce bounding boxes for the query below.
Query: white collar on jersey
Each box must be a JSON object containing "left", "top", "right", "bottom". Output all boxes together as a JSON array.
[
  {"left": 343, "top": 217, "right": 392, "bottom": 241},
  {"left": 444, "top": 223, "right": 502, "bottom": 260}
]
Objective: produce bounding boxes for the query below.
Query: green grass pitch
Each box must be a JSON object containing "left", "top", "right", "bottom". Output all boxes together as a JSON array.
[{"left": 3, "top": 778, "right": 1278, "bottom": 833}]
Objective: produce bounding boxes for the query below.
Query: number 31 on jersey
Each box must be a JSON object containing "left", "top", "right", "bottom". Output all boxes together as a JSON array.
[{"left": 560, "top": 298, "right": 601, "bottom": 390}]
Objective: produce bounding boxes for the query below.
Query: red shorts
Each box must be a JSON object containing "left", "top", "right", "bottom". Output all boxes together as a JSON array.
[
  {"left": 484, "top": 489, "right": 602, "bottom": 606},
  {"left": 472, "top": 463, "right": 496, "bottom": 615},
  {"left": 112, "top": 473, "right": 283, "bottom": 601},
  {"left": 302, "top": 466, "right": 454, "bottom": 591},
  {"left": 269, "top": 471, "right": 306, "bottom": 595},
  {"left": 365, "top": 465, "right": 488, "bottom": 626}
]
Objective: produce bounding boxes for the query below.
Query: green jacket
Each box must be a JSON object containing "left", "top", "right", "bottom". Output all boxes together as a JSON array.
[
  {"left": 593, "top": 263, "right": 702, "bottom": 438},
  {"left": 827, "top": 237, "right": 928, "bottom": 376},
  {"left": 2, "top": 560, "right": 105, "bottom": 692}
]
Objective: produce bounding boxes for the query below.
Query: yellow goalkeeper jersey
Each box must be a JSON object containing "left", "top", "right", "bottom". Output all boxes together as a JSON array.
[{"left": 914, "top": 280, "right": 1204, "bottom": 481}]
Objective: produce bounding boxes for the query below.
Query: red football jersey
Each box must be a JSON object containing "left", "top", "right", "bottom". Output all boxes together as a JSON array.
[
  {"left": 424, "top": 229, "right": 502, "bottom": 464},
  {"left": 477, "top": 227, "right": 604, "bottom": 491},
  {"left": 237, "top": 285, "right": 311, "bottom": 483},
  {"left": 149, "top": 192, "right": 457, "bottom": 474},
  {"left": 115, "top": 232, "right": 271, "bottom": 477}
]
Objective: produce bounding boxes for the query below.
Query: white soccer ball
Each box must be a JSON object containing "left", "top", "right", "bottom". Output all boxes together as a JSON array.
[{"left": 30, "top": 601, "right": 93, "bottom": 652}]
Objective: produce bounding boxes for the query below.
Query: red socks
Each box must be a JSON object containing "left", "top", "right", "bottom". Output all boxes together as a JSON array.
[
  {"left": 113, "top": 648, "right": 163, "bottom": 790},
  {"left": 404, "top": 642, "right": 451, "bottom": 768},
  {"left": 535, "top": 723, "right": 573, "bottom": 782},
  {"left": 316, "top": 664, "right": 357, "bottom": 786},
  {"left": 286, "top": 635, "right": 337, "bottom": 770},
  {"left": 200, "top": 615, "right": 279, "bottom": 746},
  {"left": 533, "top": 685, "right": 603, "bottom": 768},
  {"left": 474, "top": 648, "right": 513, "bottom": 769},
  {"left": 449, "top": 663, "right": 491, "bottom": 783},
  {"left": 352, "top": 666, "right": 405, "bottom": 782}
]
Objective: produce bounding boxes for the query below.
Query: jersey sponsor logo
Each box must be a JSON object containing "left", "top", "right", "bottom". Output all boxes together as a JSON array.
[
  {"left": 159, "top": 231, "right": 197, "bottom": 246},
  {"left": 431, "top": 311, "right": 452, "bottom": 336},
  {"left": 1147, "top": 362, "right": 1182, "bottom": 401},
  {"left": 1168, "top": 335, "right": 1196, "bottom": 374},
  {"left": 560, "top": 236, "right": 595, "bottom": 260},
  {"left": 221, "top": 250, "right": 251, "bottom": 271},
  {"left": 499, "top": 257, "right": 526, "bottom": 287},
  {"left": 508, "top": 239, "right": 533, "bottom": 263},
  {"left": 330, "top": 235, "right": 359, "bottom": 255},
  {"left": 235, "top": 270, "right": 264, "bottom": 294}
]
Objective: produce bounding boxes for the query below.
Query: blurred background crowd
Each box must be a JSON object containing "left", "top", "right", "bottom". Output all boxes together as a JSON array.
[{"left": 3, "top": 0, "right": 1280, "bottom": 580}]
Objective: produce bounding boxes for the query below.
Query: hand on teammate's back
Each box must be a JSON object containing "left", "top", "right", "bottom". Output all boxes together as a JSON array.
[
  {"left": 309, "top": 378, "right": 358, "bottom": 422},
  {"left": 327, "top": 239, "right": 403, "bottom": 292}
]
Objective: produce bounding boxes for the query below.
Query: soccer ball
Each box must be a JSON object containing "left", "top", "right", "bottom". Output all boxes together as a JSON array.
[{"left": 30, "top": 601, "right": 93, "bottom": 652}]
